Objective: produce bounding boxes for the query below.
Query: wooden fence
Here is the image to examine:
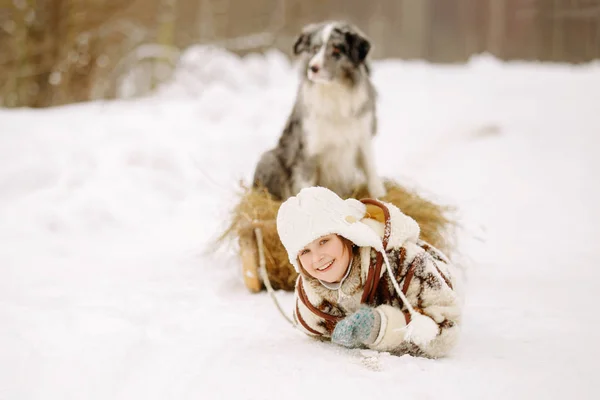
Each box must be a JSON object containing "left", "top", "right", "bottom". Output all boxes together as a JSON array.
[{"left": 1, "top": 0, "right": 599, "bottom": 107}]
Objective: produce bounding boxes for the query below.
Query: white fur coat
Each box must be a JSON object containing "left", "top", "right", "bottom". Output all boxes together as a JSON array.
[{"left": 293, "top": 201, "right": 463, "bottom": 358}]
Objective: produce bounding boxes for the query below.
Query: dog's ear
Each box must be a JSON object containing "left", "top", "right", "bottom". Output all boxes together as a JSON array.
[
  {"left": 345, "top": 32, "right": 371, "bottom": 65},
  {"left": 293, "top": 33, "right": 311, "bottom": 55}
]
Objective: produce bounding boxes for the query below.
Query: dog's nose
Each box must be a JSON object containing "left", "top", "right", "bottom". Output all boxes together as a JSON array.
[{"left": 310, "top": 65, "right": 319, "bottom": 73}]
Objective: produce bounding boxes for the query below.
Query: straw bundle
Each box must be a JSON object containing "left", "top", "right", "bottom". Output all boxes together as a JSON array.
[{"left": 218, "top": 179, "right": 456, "bottom": 292}]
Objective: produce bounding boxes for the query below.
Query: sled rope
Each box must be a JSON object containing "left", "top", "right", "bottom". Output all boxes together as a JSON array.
[{"left": 254, "top": 227, "right": 295, "bottom": 327}]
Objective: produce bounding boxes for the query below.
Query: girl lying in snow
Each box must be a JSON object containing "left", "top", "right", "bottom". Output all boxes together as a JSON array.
[{"left": 276, "top": 186, "right": 463, "bottom": 358}]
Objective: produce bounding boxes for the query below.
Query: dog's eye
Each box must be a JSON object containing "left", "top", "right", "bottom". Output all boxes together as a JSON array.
[{"left": 331, "top": 46, "right": 343, "bottom": 59}]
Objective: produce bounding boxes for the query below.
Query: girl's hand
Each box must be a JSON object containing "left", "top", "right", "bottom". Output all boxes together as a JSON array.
[{"left": 332, "top": 307, "right": 381, "bottom": 348}]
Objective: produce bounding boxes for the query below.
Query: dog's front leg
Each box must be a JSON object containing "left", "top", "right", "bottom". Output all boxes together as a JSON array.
[
  {"left": 358, "top": 139, "right": 386, "bottom": 198},
  {"left": 291, "top": 156, "right": 318, "bottom": 195}
]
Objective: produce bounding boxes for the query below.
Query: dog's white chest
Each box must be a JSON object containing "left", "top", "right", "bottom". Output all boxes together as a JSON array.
[
  {"left": 297, "top": 80, "right": 377, "bottom": 196},
  {"left": 303, "top": 111, "right": 373, "bottom": 195},
  {"left": 301, "top": 81, "right": 372, "bottom": 156},
  {"left": 304, "top": 114, "right": 370, "bottom": 156}
]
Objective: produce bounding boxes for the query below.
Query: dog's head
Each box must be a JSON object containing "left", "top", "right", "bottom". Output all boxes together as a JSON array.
[{"left": 293, "top": 21, "right": 371, "bottom": 85}]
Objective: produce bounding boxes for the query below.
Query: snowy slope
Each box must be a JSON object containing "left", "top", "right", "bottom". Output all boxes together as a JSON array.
[{"left": 1, "top": 47, "right": 599, "bottom": 399}]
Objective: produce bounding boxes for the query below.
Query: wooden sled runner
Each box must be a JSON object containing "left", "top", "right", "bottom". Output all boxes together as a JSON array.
[{"left": 218, "top": 179, "right": 456, "bottom": 293}]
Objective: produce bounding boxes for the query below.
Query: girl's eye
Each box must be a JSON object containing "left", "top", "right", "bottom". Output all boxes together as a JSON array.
[
  {"left": 300, "top": 249, "right": 309, "bottom": 256},
  {"left": 320, "top": 239, "right": 329, "bottom": 245}
]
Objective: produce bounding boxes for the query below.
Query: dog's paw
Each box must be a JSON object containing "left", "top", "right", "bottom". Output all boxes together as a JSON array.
[{"left": 368, "top": 181, "right": 386, "bottom": 199}]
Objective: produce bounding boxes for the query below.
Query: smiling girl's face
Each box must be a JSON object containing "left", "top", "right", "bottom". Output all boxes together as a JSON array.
[{"left": 298, "top": 234, "right": 352, "bottom": 283}]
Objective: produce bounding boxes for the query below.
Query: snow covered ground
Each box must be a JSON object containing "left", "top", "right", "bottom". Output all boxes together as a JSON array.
[{"left": 1, "top": 47, "right": 599, "bottom": 399}]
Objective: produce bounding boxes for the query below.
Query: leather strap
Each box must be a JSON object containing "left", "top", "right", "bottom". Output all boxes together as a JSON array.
[
  {"left": 359, "top": 199, "right": 392, "bottom": 304},
  {"left": 402, "top": 262, "right": 416, "bottom": 295},
  {"left": 295, "top": 300, "right": 321, "bottom": 335},
  {"left": 434, "top": 264, "right": 453, "bottom": 290},
  {"left": 297, "top": 277, "right": 343, "bottom": 328}
]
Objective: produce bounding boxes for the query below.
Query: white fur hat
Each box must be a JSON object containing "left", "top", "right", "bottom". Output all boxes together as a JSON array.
[{"left": 276, "top": 186, "right": 384, "bottom": 272}]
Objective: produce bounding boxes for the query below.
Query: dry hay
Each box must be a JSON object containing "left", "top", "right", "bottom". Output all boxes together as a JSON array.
[{"left": 217, "top": 179, "right": 456, "bottom": 292}]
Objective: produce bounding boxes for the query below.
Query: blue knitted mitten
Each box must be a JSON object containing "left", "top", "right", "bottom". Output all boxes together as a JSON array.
[{"left": 332, "top": 307, "right": 380, "bottom": 348}]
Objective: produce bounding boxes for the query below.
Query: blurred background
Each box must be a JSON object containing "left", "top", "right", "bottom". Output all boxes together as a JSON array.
[{"left": 1, "top": 0, "right": 599, "bottom": 108}]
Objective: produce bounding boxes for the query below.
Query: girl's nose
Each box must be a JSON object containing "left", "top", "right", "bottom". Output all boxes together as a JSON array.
[{"left": 312, "top": 252, "right": 324, "bottom": 264}]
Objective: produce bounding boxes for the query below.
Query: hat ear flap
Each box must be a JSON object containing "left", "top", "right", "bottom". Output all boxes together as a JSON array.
[{"left": 344, "top": 198, "right": 367, "bottom": 216}]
